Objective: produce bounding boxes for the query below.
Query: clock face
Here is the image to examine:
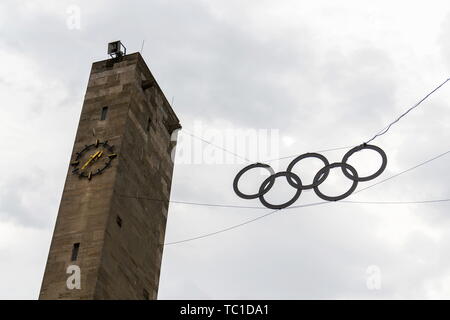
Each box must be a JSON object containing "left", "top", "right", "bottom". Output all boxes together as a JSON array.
[{"left": 70, "top": 140, "right": 117, "bottom": 180}]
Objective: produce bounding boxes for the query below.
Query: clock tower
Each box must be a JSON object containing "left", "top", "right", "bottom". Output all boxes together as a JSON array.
[{"left": 39, "top": 44, "right": 180, "bottom": 299}]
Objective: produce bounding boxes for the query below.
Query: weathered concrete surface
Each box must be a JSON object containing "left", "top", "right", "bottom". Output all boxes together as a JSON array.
[{"left": 39, "top": 53, "right": 180, "bottom": 300}]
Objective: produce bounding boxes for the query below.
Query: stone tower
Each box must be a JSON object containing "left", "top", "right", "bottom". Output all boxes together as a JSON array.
[{"left": 39, "top": 49, "right": 180, "bottom": 299}]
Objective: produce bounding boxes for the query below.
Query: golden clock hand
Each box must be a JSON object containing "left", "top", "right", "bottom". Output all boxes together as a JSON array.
[
  {"left": 80, "top": 158, "right": 93, "bottom": 171},
  {"left": 81, "top": 151, "right": 100, "bottom": 170}
]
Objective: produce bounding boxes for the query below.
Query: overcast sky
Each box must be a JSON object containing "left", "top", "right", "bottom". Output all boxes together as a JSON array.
[{"left": 1, "top": 0, "right": 450, "bottom": 299}]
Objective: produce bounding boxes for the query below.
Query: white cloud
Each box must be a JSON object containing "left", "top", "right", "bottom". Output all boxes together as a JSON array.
[{"left": 0, "top": 221, "right": 50, "bottom": 299}]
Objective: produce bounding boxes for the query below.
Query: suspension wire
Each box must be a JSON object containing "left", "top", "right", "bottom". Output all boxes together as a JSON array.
[
  {"left": 365, "top": 78, "right": 450, "bottom": 144},
  {"left": 264, "top": 145, "right": 354, "bottom": 163},
  {"left": 118, "top": 193, "right": 450, "bottom": 210},
  {"left": 352, "top": 149, "right": 450, "bottom": 195},
  {"left": 163, "top": 201, "right": 341, "bottom": 245},
  {"left": 117, "top": 194, "right": 266, "bottom": 210},
  {"left": 182, "top": 129, "right": 253, "bottom": 163},
  {"left": 163, "top": 209, "right": 278, "bottom": 246},
  {"left": 341, "top": 199, "right": 450, "bottom": 205},
  {"left": 162, "top": 147, "right": 450, "bottom": 245}
]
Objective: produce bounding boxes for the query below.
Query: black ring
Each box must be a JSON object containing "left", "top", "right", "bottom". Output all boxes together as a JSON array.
[
  {"left": 233, "top": 163, "right": 276, "bottom": 200},
  {"left": 286, "top": 152, "right": 330, "bottom": 189},
  {"left": 313, "top": 163, "right": 358, "bottom": 201},
  {"left": 258, "top": 171, "right": 303, "bottom": 209},
  {"left": 341, "top": 144, "right": 387, "bottom": 182}
]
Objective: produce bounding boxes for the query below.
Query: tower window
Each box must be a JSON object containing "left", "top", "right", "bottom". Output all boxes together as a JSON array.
[
  {"left": 71, "top": 243, "right": 80, "bottom": 261},
  {"left": 100, "top": 106, "right": 109, "bottom": 120},
  {"left": 146, "top": 117, "right": 151, "bottom": 132},
  {"left": 116, "top": 215, "right": 122, "bottom": 228},
  {"left": 143, "top": 289, "right": 149, "bottom": 300}
]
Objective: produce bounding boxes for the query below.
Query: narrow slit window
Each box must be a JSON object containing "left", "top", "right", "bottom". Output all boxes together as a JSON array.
[
  {"left": 71, "top": 243, "right": 80, "bottom": 261},
  {"left": 146, "top": 117, "right": 151, "bottom": 132},
  {"left": 116, "top": 215, "right": 122, "bottom": 228},
  {"left": 100, "top": 106, "right": 109, "bottom": 120}
]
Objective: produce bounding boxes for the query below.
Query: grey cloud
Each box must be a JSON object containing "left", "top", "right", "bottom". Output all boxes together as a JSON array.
[
  {"left": 0, "top": 171, "right": 59, "bottom": 228},
  {"left": 1, "top": 0, "right": 450, "bottom": 299}
]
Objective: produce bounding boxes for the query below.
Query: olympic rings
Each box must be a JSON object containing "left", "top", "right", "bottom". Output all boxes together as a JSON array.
[
  {"left": 233, "top": 144, "right": 387, "bottom": 209},
  {"left": 259, "top": 171, "right": 303, "bottom": 209},
  {"left": 313, "top": 163, "right": 358, "bottom": 201},
  {"left": 233, "top": 162, "right": 276, "bottom": 199},
  {"left": 341, "top": 144, "right": 387, "bottom": 182},
  {"left": 286, "top": 152, "right": 330, "bottom": 189}
]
